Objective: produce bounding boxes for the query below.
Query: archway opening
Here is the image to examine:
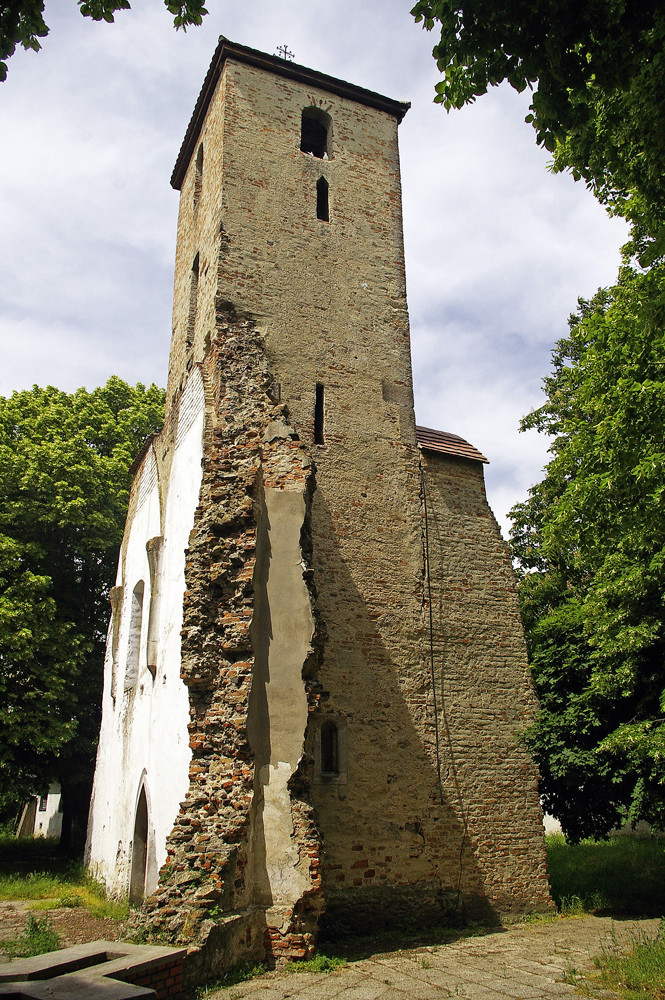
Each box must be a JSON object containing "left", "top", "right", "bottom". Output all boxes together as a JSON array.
[{"left": 129, "top": 786, "right": 149, "bottom": 904}]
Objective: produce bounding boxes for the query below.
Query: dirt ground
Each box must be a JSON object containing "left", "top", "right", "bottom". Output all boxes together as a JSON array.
[{"left": 0, "top": 899, "right": 124, "bottom": 962}]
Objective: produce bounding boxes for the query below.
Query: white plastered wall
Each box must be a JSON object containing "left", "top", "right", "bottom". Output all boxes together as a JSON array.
[{"left": 87, "top": 369, "right": 205, "bottom": 898}]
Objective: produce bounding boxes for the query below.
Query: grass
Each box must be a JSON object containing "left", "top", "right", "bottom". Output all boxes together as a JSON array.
[
  {"left": 284, "top": 953, "right": 347, "bottom": 973},
  {"left": 547, "top": 834, "right": 665, "bottom": 999},
  {"left": 592, "top": 922, "right": 665, "bottom": 1000},
  {"left": 567, "top": 922, "right": 665, "bottom": 1000},
  {"left": 0, "top": 837, "right": 128, "bottom": 920},
  {"left": 546, "top": 832, "right": 665, "bottom": 916},
  {"left": 0, "top": 915, "right": 60, "bottom": 959},
  {"left": 0, "top": 868, "right": 128, "bottom": 920}
]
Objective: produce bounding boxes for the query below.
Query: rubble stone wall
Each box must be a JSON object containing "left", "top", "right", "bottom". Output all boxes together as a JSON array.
[{"left": 136, "top": 305, "right": 324, "bottom": 979}]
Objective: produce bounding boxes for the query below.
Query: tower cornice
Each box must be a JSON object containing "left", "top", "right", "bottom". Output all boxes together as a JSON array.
[{"left": 170, "top": 36, "right": 411, "bottom": 190}]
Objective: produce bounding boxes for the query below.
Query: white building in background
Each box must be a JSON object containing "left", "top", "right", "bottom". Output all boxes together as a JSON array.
[{"left": 17, "top": 783, "right": 63, "bottom": 839}]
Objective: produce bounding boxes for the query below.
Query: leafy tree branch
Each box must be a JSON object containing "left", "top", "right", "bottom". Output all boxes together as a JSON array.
[{"left": 0, "top": 0, "right": 209, "bottom": 81}]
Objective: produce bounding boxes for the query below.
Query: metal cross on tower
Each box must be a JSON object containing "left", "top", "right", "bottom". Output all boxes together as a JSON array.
[{"left": 276, "top": 44, "right": 294, "bottom": 61}]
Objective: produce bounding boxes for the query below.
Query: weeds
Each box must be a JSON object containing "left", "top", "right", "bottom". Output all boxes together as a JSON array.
[
  {"left": 0, "top": 915, "right": 60, "bottom": 959},
  {"left": 284, "top": 954, "right": 347, "bottom": 973},
  {"left": 558, "top": 894, "right": 592, "bottom": 917}
]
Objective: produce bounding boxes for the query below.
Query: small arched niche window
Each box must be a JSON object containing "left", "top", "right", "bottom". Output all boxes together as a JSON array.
[
  {"left": 300, "top": 107, "right": 332, "bottom": 159},
  {"left": 124, "top": 580, "right": 144, "bottom": 691},
  {"left": 320, "top": 720, "right": 339, "bottom": 775}
]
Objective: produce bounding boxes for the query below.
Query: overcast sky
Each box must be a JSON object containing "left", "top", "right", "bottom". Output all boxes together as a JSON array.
[{"left": 0, "top": 1, "right": 628, "bottom": 537}]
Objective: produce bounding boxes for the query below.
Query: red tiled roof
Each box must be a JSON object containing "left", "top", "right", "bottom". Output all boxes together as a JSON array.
[{"left": 416, "top": 425, "right": 489, "bottom": 464}]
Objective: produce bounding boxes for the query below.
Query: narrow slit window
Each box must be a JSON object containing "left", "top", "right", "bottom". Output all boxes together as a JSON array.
[
  {"left": 187, "top": 252, "right": 199, "bottom": 346},
  {"left": 316, "top": 176, "right": 329, "bottom": 222},
  {"left": 300, "top": 107, "right": 331, "bottom": 158},
  {"left": 321, "top": 721, "right": 339, "bottom": 775},
  {"left": 314, "top": 383, "right": 325, "bottom": 445},
  {"left": 193, "top": 143, "right": 203, "bottom": 212}
]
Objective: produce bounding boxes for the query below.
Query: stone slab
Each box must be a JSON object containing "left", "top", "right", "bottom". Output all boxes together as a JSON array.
[
  {"left": 0, "top": 972, "right": 155, "bottom": 999},
  {"left": 0, "top": 940, "right": 186, "bottom": 1000}
]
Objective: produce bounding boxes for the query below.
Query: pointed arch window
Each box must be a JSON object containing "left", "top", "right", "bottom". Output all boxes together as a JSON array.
[
  {"left": 146, "top": 537, "right": 163, "bottom": 679},
  {"left": 109, "top": 584, "right": 124, "bottom": 701}
]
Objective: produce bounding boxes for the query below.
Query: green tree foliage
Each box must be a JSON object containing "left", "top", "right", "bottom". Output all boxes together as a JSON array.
[
  {"left": 0, "top": 377, "right": 164, "bottom": 843},
  {"left": 0, "top": 1, "right": 208, "bottom": 81},
  {"left": 411, "top": 1, "right": 665, "bottom": 256},
  {"left": 412, "top": 0, "right": 665, "bottom": 836},
  {"left": 510, "top": 269, "right": 665, "bottom": 840}
]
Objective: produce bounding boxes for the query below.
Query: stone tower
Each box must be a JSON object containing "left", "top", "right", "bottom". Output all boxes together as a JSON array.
[{"left": 87, "top": 38, "right": 551, "bottom": 979}]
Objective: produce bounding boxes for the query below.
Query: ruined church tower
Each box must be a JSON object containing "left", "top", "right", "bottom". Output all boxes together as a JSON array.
[{"left": 87, "top": 38, "right": 551, "bottom": 978}]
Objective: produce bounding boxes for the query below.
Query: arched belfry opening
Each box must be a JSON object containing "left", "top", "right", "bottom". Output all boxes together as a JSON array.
[
  {"left": 129, "top": 785, "right": 149, "bottom": 904},
  {"left": 300, "top": 107, "right": 331, "bottom": 158}
]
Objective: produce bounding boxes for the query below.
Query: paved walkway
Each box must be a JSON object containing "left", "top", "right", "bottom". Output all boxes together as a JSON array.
[{"left": 209, "top": 916, "right": 661, "bottom": 999}]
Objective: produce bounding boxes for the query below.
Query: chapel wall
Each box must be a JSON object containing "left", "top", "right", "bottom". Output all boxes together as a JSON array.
[
  {"left": 419, "top": 451, "right": 551, "bottom": 914},
  {"left": 86, "top": 370, "right": 205, "bottom": 899}
]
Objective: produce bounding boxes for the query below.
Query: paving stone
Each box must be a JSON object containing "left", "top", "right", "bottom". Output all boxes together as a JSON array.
[{"left": 201, "top": 915, "right": 663, "bottom": 1000}]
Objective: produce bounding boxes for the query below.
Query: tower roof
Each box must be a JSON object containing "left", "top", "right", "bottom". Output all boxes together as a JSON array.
[{"left": 171, "top": 36, "right": 411, "bottom": 190}]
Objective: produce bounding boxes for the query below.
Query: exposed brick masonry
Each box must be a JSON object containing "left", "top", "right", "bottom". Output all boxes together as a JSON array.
[{"left": 135, "top": 303, "right": 324, "bottom": 980}]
